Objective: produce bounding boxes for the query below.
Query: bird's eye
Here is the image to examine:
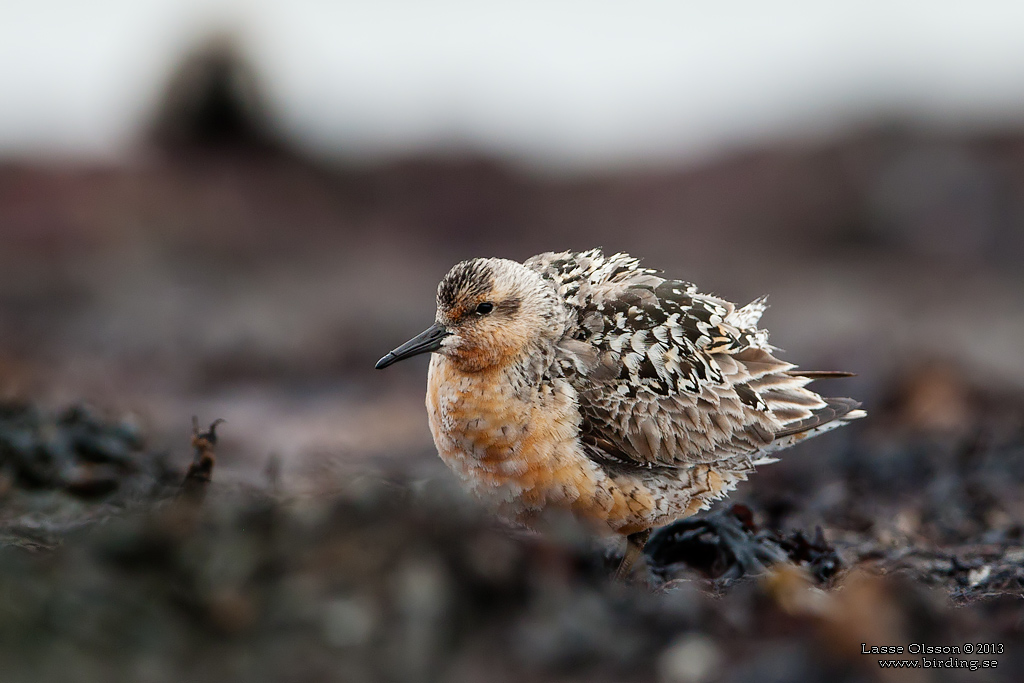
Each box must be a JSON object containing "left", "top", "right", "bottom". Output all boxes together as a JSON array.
[{"left": 475, "top": 302, "right": 494, "bottom": 315}]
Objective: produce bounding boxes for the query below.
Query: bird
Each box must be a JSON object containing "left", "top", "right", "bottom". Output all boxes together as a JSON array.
[{"left": 376, "top": 249, "right": 864, "bottom": 578}]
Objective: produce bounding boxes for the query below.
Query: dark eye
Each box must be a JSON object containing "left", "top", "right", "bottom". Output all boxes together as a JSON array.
[{"left": 475, "top": 302, "right": 494, "bottom": 315}]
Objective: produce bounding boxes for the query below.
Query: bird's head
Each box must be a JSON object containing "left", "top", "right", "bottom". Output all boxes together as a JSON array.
[{"left": 376, "top": 258, "right": 565, "bottom": 373}]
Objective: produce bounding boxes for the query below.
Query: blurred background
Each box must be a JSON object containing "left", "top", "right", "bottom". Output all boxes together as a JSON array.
[
  {"left": 6, "top": 4, "right": 1024, "bottom": 681},
  {"left": 2, "top": 0, "right": 1024, "bottom": 485}
]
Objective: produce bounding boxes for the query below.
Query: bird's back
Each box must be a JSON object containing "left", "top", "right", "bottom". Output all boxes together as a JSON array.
[{"left": 525, "top": 249, "right": 864, "bottom": 473}]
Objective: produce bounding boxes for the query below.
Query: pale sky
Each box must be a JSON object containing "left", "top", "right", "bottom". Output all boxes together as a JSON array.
[{"left": 4, "top": 1, "right": 1024, "bottom": 170}]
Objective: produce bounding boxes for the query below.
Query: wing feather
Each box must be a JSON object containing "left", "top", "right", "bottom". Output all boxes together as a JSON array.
[{"left": 527, "top": 249, "right": 862, "bottom": 468}]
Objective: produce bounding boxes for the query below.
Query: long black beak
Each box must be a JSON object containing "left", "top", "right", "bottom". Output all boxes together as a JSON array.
[{"left": 375, "top": 323, "right": 450, "bottom": 369}]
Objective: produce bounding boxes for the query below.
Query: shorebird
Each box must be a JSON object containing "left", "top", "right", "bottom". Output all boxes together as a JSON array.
[{"left": 376, "top": 250, "right": 864, "bottom": 577}]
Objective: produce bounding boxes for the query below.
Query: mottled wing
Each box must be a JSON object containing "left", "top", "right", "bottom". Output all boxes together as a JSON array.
[{"left": 527, "top": 250, "right": 858, "bottom": 468}]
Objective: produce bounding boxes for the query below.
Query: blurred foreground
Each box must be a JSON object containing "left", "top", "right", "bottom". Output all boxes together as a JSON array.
[{"left": 0, "top": 367, "right": 1023, "bottom": 682}]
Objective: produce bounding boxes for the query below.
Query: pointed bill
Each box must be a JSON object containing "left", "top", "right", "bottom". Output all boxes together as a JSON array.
[{"left": 375, "top": 323, "right": 450, "bottom": 369}]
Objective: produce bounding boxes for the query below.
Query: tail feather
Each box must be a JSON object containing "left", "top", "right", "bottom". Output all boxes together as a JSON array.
[
  {"left": 788, "top": 370, "right": 857, "bottom": 379},
  {"left": 774, "top": 397, "right": 864, "bottom": 438}
]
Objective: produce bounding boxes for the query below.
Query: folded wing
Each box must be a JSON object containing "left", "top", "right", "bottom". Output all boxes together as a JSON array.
[{"left": 527, "top": 250, "right": 862, "bottom": 469}]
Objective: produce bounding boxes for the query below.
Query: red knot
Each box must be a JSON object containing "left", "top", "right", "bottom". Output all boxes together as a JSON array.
[{"left": 376, "top": 249, "right": 864, "bottom": 577}]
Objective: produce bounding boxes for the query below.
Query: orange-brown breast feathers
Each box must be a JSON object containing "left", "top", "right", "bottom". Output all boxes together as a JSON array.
[{"left": 426, "top": 354, "right": 659, "bottom": 533}]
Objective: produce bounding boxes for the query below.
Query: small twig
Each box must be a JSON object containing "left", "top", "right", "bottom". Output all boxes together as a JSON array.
[{"left": 178, "top": 417, "right": 224, "bottom": 503}]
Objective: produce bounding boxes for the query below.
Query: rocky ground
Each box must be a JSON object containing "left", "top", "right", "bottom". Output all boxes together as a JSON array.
[{"left": 0, "top": 359, "right": 1022, "bottom": 683}]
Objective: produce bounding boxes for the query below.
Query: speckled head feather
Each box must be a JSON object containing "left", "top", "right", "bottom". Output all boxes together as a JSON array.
[
  {"left": 437, "top": 258, "right": 495, "bottom": 314},
  {"left": 432, "top": 258, "right": 569, "bottom": 374},
  {"left": 380, "top": 249, "right": 865, "bottom": 549}
]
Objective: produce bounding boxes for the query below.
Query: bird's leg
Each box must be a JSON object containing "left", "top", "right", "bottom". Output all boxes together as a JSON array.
[{"left": 613, "top": 529, "right": 651, "bottom": 581}]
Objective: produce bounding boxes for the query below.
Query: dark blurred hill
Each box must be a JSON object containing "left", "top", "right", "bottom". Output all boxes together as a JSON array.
[{"left": 5, "top": 122, "right": 1024, "bottom": 265}]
